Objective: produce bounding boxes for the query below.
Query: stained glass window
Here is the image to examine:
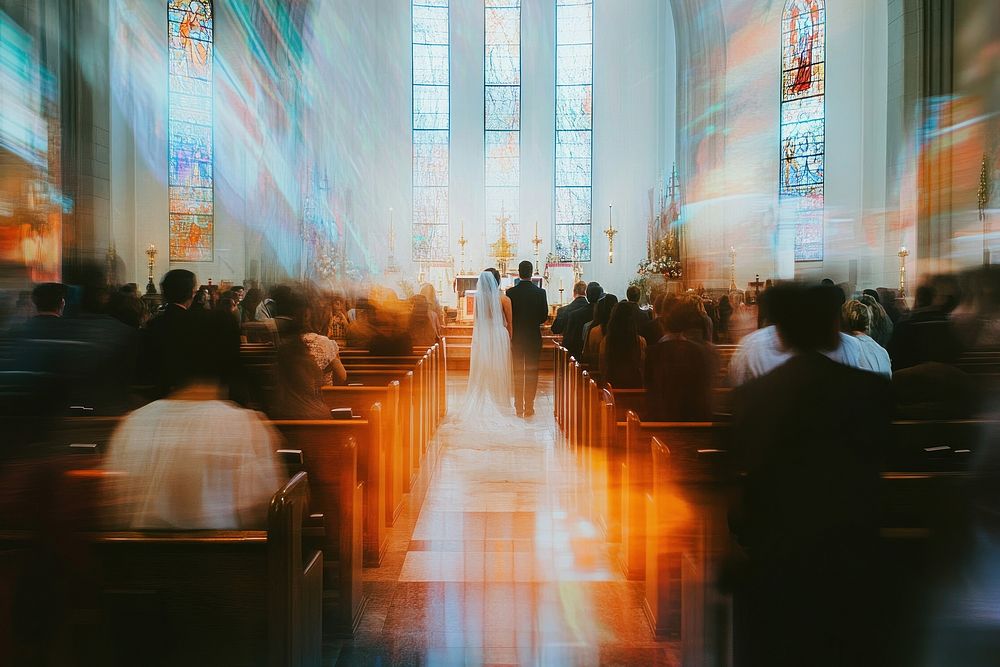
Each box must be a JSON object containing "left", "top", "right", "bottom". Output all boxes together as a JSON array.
[
  {"left": 485, "top": 1, "right": 520, "bottom": 251},
  {"left": 168, "top": 0, "right": 214, "bottom": 262},
  {"left": 412, "top": 0, "right": 450, "bottom": 261},
  {"left": 555, "top": 0, "right": 592, "bottom": 261},
  {"left": 780, "top": 0, "right": 825, "bottom": 262}
]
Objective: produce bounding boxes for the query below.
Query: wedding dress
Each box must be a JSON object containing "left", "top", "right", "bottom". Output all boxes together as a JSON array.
[{"left": 451, "top": 271, "right": 517, "bottom": 427}]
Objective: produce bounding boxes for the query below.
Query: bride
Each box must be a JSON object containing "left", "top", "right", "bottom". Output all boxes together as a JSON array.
[{"left": 458, "top": 269, "right": 514, "bottom": 421}]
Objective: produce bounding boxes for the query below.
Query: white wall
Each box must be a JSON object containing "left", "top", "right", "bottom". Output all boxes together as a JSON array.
[
  {"left": 110, "top": 0, "right": 676, "bottom": 296},
  {"left": 680, "top": 0, "right": 889, "bottom": 291}
]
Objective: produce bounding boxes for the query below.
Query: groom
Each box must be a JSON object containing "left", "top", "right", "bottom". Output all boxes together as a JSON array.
[{"left": 507, "top": 260, "right": 549, "bottom": 417}]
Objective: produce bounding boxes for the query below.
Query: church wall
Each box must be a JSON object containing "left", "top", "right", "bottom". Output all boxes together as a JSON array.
[{"left": 678, "top": 0, "right": 890, "bottom": 293}]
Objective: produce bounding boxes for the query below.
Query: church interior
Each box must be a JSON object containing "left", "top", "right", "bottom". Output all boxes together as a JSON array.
[{"left": 1, "top": 0, "right": 999, "bottom": 665}]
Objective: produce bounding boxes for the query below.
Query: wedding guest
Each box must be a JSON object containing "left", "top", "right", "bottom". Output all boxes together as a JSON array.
[
  {"left": 419, "top": 282, "right": 445, "bottom": 329},
  {"left": 144, "top": 269, "right": 199, "bottom": 398},
  {"left": 346, "top": 297, "right": 377, "bottom": 348},
  {"left": 255, "top": 286, "right": 278, "bottom": 320},
  {"left": 718, "top": 294, "right": 733, "bottom": 343},
  {"left": 563, "top": 282, "right": 603, "bottom": 359},
  {"left": 551, "top": 281, "right": 588, "bottom": 335},
  {"left": 582, "top": 293, "right": 618, "bottom": 367},
  {"left": 625, "top": 285, "right": 651, "bottom": 328},
  {"left": 644, "top": 298, "right": 717, "bottom": 420},
  {"left": 269, "top": 291, "right": 330, "bottom": 419},
  {"left": 888, "top": 280, "right": 963, "bottom": 370},
  {"left": 304, "top": 298, "right": 347, "bottom": 386},
  {"left": 104, "top": 329, "right": 284, "bottom": 529},
  {"left": 729, "top": 283, "right": 881, "bottom": 386},
  {"left": 600, "top": 301, "right": 646, "bottom": 388},
  {"left": 841, "top": 300, "right": 892, "bottom": 379},
  {"left": 859, "top": 293, "right": 893, "bottom": 349},
  {"left": 216, "top": 296, "right": 239, "bottom": 320},
  {"left": 328, "top": 294, "right": 350, "bottom": 339},
  {"left": 729, "top": 282, "right": 890, "bottom": 665},
  {"left": 369, "top": 297, "right": 414, "bottom": 356},
  {"left": 408, "top": 294, "right": 440, "bottom": 347},
  {"left": 241, "top": 287, "right": 263, "bottom": 322}
]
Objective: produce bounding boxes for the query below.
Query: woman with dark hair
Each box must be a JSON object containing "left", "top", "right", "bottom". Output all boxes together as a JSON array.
[
  {"left": 582, "top": 294, "right": 618, "bottom": 367},
  {"left": 268, "top": 290, "right": 331, "bottom": 418},
  {"left": 718, "top": 294, "right": 733, "bottom": 343},
  {"left": 302, "top": 296, "right": 347, "bottom": 386},
  {"left": 485, "top": 267, "right": 513, "bottom": 338},
  {"left": 600, "top": 302, "right": 646, "bottom": 388}
]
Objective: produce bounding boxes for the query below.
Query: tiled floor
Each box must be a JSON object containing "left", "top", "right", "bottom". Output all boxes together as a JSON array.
[{"left": 332, "top": 374, "right": 678, "bottom": 666}]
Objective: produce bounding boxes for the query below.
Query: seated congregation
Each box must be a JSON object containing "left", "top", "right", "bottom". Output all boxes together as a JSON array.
[
  {"left": 0, "top": 266, "right": 447, "bottom": 665},
  {"left": 553, "top": 271, "right": 1000, "bottom": 665}
]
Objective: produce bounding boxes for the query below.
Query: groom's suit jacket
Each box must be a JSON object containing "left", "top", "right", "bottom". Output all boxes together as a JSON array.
[{"left": 506, "top": 280, "right": 549, "bottom": 348}]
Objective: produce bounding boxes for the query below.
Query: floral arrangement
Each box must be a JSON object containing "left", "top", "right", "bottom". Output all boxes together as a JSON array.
[{"left": 638, "top": 257, "right": 683, "bottom": 279}]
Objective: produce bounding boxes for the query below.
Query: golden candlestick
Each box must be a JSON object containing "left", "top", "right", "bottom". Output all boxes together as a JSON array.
[
  {"left": 145, "top": 243, "right": 158, "bottom": 295},
  {"left": 605, "top": 205, "right": 618, "bottom": 264},
  {"left": 898, "top": 245, "right": 909, "bottom": 297},
  {"left": 531, "top": 220, "right": 543, "bottom": 275}
]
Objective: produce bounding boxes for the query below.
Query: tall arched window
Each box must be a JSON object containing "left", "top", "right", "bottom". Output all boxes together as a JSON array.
[
  {"left": 485, "top": 0, "right": 521, "bottom": 250},
  {"left": 168, "top": 0, "right": 214, "bottom": 262},
  {"left": 412, "top": 0, "right": 450, "bottom": 261},
  {"left": 780, "top": 0, "right": 825, "bottom": 262},
  {"left": 555, "top": 0, "right": 593, "bottom": 262}
]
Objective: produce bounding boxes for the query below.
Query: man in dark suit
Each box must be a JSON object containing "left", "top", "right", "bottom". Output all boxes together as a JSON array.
[
  {"left": 506, "top": 261, "right": 549, "bottom": 417},
  {"left": 643, "top": 298, "right": 716, "bottom": 421},
  {"left": 562, "top": 282, "right": 603, "bottom": 360},
  {"left": 143, "top": 269, "right": 201, "bottom": 398},
  {"left": 551, "top": 280, "right": 588, "bottom": 336},
  {"left": 729, "top": 283, "right": 891, "bottom": 665}
]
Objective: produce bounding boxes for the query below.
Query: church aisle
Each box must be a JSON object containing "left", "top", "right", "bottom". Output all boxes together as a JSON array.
[{"left": 332, "top": 374, "right": 678, "bottom": 666}]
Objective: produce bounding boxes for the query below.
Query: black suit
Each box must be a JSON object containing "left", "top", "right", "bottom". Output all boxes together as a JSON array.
[
  {"left": 562, "top": 305, "right": 595, "bottom": 360},
  {"left": 506, "top": 280, "right": 548, "bottom": 414},
  {"left": 730, "top": 353, "right": 891, "bottom": 664},
  {"left": 550, "top": 296, "right": 588, "bottom": 335}
]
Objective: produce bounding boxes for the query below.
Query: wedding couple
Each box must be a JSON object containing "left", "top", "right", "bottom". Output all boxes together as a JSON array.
[{"left": 462, "top": 260, "right": 548, "bottom": 422}]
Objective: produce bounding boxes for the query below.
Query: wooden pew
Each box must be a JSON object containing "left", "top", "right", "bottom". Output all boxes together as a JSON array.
[
  {"left": 343, "top": 368, "right": 425, "bottom": 488},
  {"left": 321, "top": 384, "right": 405, "bottom": 525},
  {"left": 268, "top": 422, "right": 365, "bottom": 636},
  {"left": 0, "top": 471, "right": 323, "bottom": 666},
  {"left": 273, "top": 418, "right": 385, "bottom": 568}
]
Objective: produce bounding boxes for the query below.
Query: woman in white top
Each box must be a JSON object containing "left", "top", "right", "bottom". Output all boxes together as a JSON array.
[{"left": 841, "top": 300, "right": 892, "bottom": 379}]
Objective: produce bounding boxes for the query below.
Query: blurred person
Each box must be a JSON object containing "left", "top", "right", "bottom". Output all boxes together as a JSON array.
[
  {"left": 255, "top": 286, "right": 278, "bottom": 320},
  {"left": 841, "top": 300, "right": 892, "bottom": 379},
  {"left": 684, "top": 294, "right": 714, "bottom": 343},
  {"left": 346, "top": 296, "right": 377, "bottom": 348},
  {"left": 951, "top": 267, "right": 1000, "bottom": 349},
  {"left": 718, "top": 294, "right": 734, "bottom": 342},
  {"left": 600, "top": 301, "right": 646, "bottom": 388},
  {"left": 368, "top": 297, "right": 413, "bottom": 356},
  {"left": 419, "top": 282, "right": 445, "bottom": 328},
  {"left": 859, "top": 293, "right": 893, "bottom": 349},
  {"left": 191, "top": 286, "right": 210, "bottom": 311},
  {"left": 729, "top": 282, "right": 891, "bottom": 665},
  {"left": 409, "top": 294, "right": 439, "bottom": 347},
  {"left": 551, "top": 280, "right": 588, "bottom": 336},
  {"left": 888, "top": 280, "right": 964, "bottom": 371},
  {"left": 215, "top": 295, "right": 239, "bottom": 319},
  {"left": 729, "top": 283, "right": 883, "bottom": 386},
  {"left": 329, "top": 294, "right": 350, "bottom": 338},
  {"left": 876, "top": 287, "right": 905, "bottom": 324},
  {"left": 506, "top": 260, "right": 549, "bottom": 417},
  {"left": 644, "top": 297, "right": 718, "bottom": 421},
  {"left": 268, "top": 289, "right": 332, "bottom": 418},
  {"left": 582, "top": 293, "right": 618, "bottom": 367},
  {"left": 104, "top": 319, "right": 284, "bottom": 529},
  {"left": 563, "top": 281, "right": 603, "bottom": 360},
  {"left": 625, "top": 284, "right": 652, "bottom": 327},
  {"left": 240, "top": 287, "right": 263, "bottom": 322}
]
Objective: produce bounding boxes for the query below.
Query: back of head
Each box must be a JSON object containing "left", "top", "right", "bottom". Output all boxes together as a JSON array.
[
  {"left": 595, "top": 293, "right": 619, "bottom": 329},
  {"left": 573, "top": 281, "right": 587, "bottom": 298},
  {"left": 666, "top": 298, "right": 698, "bottom": 334},
  {"left": 841, "top": 300, "right": 872, "bottom": 334},
  {"left": 32, "top": 282, "right": 66, "bottom": 313},
  {"left": 861, "top": 288, "right": 880, "bottom": 305},
  {"left": 486, "top": 267, "right": 501, "bottom": 287},
  {"left": 518, "top": 260, "right": 533, "bottom": 280},
  {"left": 605, "top": 302, "right": 640, "bottom": 364},
  {"left": 626, "top": 285, "right": 641, "bottom": 303},
  {"left": 777, "top": 283, "right": 842, "bottom": 352},
  {"left": 271, "top": 286, "right": 305, "bottom": 329},
  {"left": 161, "top": 269, "right": 197, "bottom": 305},
  {"left": 585, "top": 281, "right": 604, "bottom": 304}
]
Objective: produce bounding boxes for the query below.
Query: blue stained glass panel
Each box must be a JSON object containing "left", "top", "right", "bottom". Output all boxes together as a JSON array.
[
  {"left": 555, "top": 0, "right": 592, "bottom": 261},
  {"left": 485, "top": 0, "right": 520, "bottom": 250},
  {"left": 780, "top": 0, "right": 825, "bottom": 262},
  {"left": 168, "top": 0, "right": 214, "bottom": 262},
  {"left": 412, "top": 1, "right": 449, "bottom": 260}
]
